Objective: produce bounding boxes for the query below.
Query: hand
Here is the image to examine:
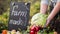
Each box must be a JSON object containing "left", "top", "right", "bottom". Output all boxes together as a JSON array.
[
  {"left": 45, "top": 19, "right": 51, "bottom": 27},
  {"left": 44, "top": 18, "right": 51, "bottom": 28}
]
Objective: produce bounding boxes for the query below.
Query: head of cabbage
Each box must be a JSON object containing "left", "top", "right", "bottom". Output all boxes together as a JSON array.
[{"left": 31, "top": 13, "right": 48, "bottom": 27}]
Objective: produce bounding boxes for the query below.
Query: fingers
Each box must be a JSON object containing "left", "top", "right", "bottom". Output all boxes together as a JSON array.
[{"left": 46, "top": 20, "right": 50, "bottom": 27}]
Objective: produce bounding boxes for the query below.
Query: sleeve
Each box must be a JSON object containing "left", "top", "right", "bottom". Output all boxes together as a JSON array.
[
  {"left": 41, "top": 0, "right": 49, "bottom": 5},
  {"left": 57, "top": 0, "right": 60, "bottom": 2}
]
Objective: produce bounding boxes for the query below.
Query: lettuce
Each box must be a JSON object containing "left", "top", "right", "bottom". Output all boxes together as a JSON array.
[{"left": 31, "top": 13, "right": 48, "bottom": 27}]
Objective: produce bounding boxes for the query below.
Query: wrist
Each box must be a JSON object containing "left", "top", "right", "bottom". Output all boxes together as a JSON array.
[{"left": 47, "top": 17, "right": 51, "bottom": 21}]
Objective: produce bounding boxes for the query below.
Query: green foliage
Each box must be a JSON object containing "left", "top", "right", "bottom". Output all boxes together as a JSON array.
[
  {"left": 0, "top": 0, "right": 10, "bottom": 14},
  {"left": 0, "top": 23, "right": 8, "bottom": 33},
  {"left": 0, "top": 9, "right": 9, "bottom": 32},
  {"left": 30, "top": 1, "right": 40, "bottom": 17}
]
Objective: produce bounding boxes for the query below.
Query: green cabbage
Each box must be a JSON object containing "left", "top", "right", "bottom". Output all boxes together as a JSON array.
[{"left": 31, "top": 13, "right": 48, "bottom": 27}]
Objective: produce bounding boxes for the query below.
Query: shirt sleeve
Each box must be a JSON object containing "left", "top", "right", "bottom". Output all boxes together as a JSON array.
[
  {"left": 41, "top": 0, "right": 49, "bottom": 5},
  {"left": 57, "top": 0, "right": 60, "bottom": 2}
]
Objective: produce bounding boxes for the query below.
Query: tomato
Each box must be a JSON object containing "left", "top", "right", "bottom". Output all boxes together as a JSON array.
[
  {"left": 2, "top": 30, "right": 7, "bottom": 34},
  {"left": 38, "top": 26, "right": 43, "bottom": 30},
  {"left": 35, "top": 26, "right": 39, "bottom": 31},
  {"left": 30, "top": 31, "right": 35, "bottom": 34},
  {"left": 30, "top": 25, "right": 36, "bottom": 31},
  {"left": 35, "top": 32, "right": 37, "bottom": 34}
]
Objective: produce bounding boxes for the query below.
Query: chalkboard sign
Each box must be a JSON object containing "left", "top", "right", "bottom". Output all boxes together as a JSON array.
[{"left": 8, "top": 2, "right": 30, "bottom": 31}]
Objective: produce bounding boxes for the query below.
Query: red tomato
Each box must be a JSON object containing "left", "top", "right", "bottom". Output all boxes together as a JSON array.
[
  {"left": 35, "top": 32, "right": 37, "bottom": 34},
  {"left": 38, "top": 26, "right": 43, "bottom": 30},
  {"left": 35, "top": 26, "right": 39, "bottom": 32},
  {"left": 30, "top": 31, "right": 35, "bottom": 34},
  {"left": 30, "top": 25, "right": 36, "bottom": 31}
]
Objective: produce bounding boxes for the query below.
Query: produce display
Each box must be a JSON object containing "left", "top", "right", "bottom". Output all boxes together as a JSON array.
[
  {"left": 2, "top": 30, "right": 21, "bottom": 34},
  {"left": 31, "top": 13, "right": 48, "bottom": 27},
  {"left": 30, "top": 25, "right": 43, "bottom": 34}
]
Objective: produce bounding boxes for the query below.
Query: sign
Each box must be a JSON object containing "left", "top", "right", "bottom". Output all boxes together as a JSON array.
[{"left": 8, "top": 2, "right": 30, "bottom": 31}]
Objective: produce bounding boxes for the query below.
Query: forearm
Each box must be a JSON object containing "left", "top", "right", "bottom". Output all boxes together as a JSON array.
[
  {"left": 40, "top": 4, "right": 48, "bottom": 14},
  {"left": 40, "top": 0, "right": 49, "bottom": 14},
  {"left": 47, "top": 2, "right": 60, "bottom": 21}
]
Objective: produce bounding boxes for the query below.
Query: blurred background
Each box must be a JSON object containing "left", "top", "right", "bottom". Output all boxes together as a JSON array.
[{"left": 0, "top": 0, "right": 53, "bottom": 34}]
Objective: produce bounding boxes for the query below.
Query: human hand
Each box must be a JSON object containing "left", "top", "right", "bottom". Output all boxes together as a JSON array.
[
  {"left": 43, "top": 18, "right": 51, "bottom": 28},
  {"left": 45, "top": 19, "right": 51, "bottom": 27}
]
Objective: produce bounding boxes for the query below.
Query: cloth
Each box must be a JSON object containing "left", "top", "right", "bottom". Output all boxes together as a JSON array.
[{"left": 41, "top": 0, "right": 60, "bottom": 5}]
